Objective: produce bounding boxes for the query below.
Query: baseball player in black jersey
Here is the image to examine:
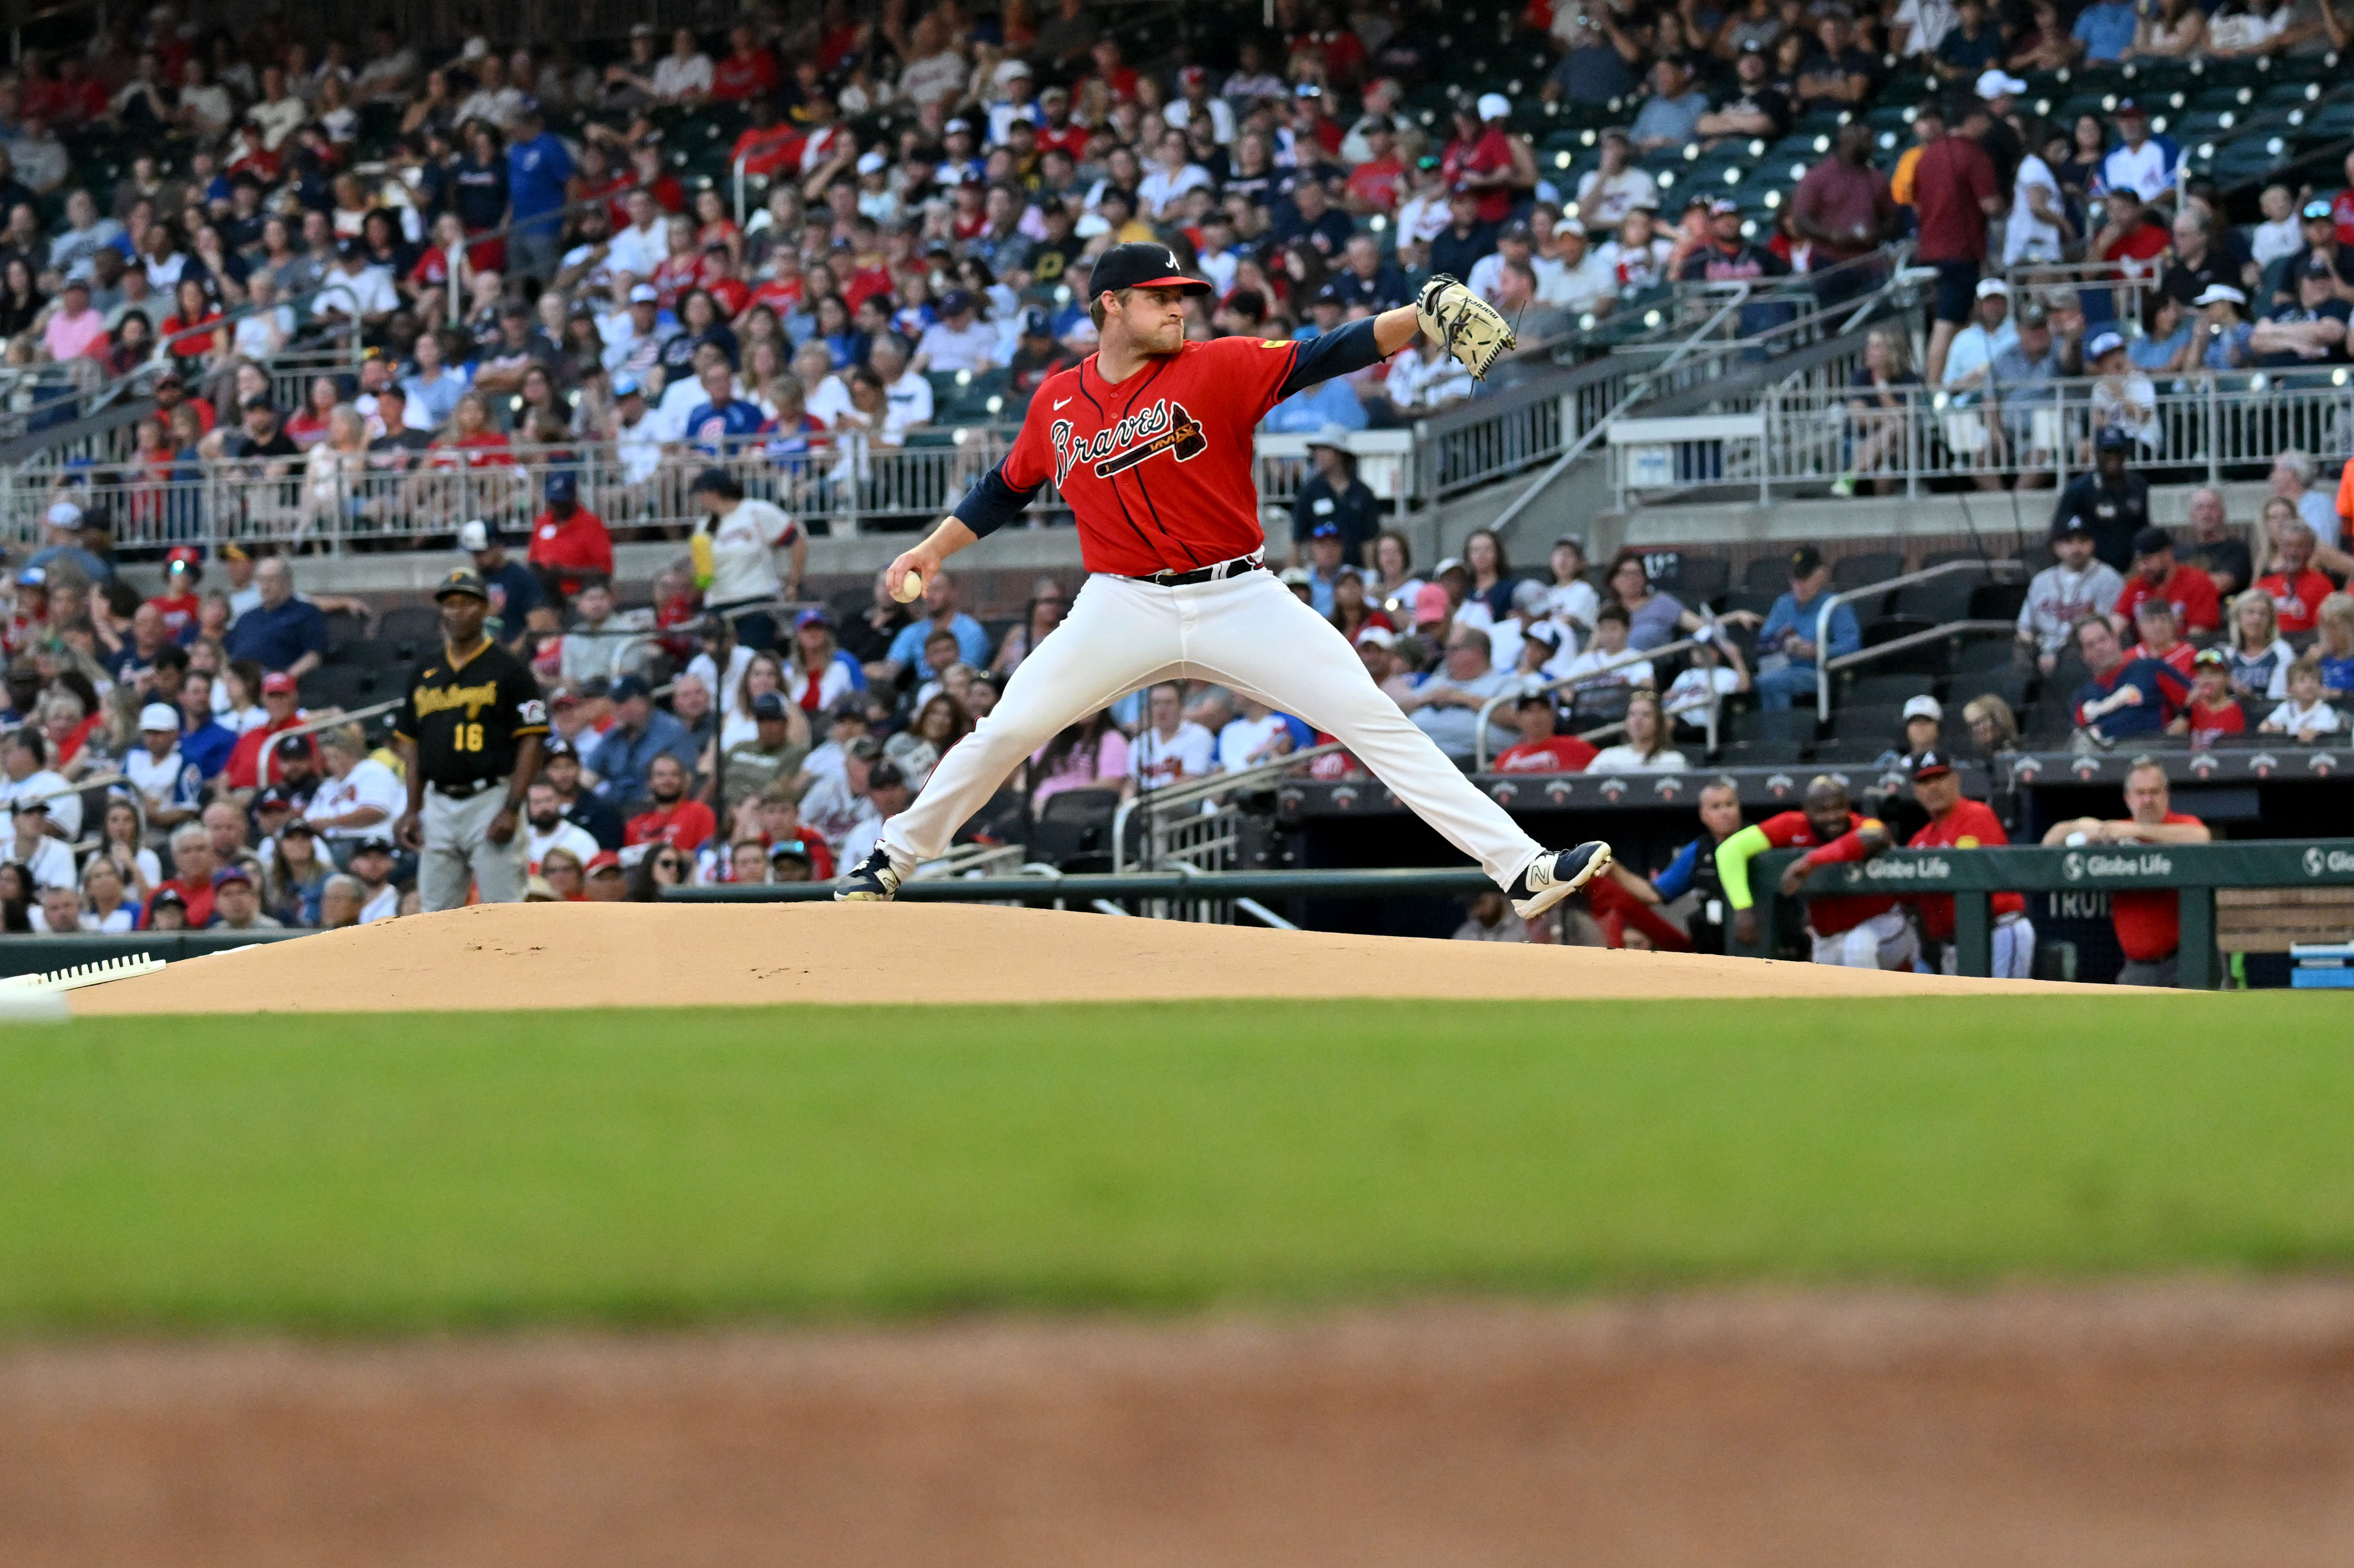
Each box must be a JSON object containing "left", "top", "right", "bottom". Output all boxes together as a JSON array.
[{"left": 393, "top": 567, "right": 551, "bottom": 910}]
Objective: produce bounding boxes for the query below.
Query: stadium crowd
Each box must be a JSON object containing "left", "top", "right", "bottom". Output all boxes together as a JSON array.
[{"left": 0, "top": 0, "right": 2344, "bottom": 982}]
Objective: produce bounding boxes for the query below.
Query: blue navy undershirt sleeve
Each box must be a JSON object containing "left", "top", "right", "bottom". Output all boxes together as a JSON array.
[
  {"left": 951, "top": 461, "right": 1044, "bottom": 539},
  {"left": 1277, "top": 318, "right": 1387, "bottom": 399},
  {"left": 1652, "top": 838, "right": 1702, "bottom": 901}
]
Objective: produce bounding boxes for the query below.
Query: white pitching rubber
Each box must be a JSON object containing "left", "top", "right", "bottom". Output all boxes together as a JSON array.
[{"left": 0, "top": 953, "right": 167, "bottom": 995}]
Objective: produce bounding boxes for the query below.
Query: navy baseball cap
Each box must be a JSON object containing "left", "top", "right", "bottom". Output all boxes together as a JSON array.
[
  {"left": 1089, "top": 241, "right": 1211, "bottom": 301},
  {"left": 1021, "top": 307, "right": 1051, "bottom": 337},
  {"left": 544, "top": 471, "right": 578, "bottom": 504},
  {"left": 2096, "top": 425, "right": 2135, "bottom": 452},
  {"left": 610, "top": 674, "right": 651, "bottom": 702},
  {"left": 750, "top": 691, "right": 790, "bottom": 720},
  {"left": 1910, "top": 750, "right": 1955, "bottom": 780}
]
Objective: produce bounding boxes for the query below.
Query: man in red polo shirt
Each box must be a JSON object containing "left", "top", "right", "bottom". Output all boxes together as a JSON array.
[
  {"left": 2041, "top": 757, "right": 2211, "bottom": 987},
  {"left": 1901, "top": 750, "right": 2032, "bottom": 977},
  {"left": 1718, "top": 775, "right": 1911, "bottom": 968},
  {"left": 2112, "top": 525, "right": 2220, "bottom": 636},
  {"left": 527, "top": 471, "right": 615, "bottom": 602},
  {"left": 221, "top": 673, "right": 306, "bottom": 791}
]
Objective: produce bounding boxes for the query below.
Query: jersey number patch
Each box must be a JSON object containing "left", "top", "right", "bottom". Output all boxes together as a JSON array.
[{"left": 453, "top": 723, "right": 485, "bottom": 752}]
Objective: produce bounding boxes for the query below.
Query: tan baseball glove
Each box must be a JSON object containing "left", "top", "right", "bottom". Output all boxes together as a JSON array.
[{"left": 1415, "top": 274, "right": 1518, "bottom": 379}]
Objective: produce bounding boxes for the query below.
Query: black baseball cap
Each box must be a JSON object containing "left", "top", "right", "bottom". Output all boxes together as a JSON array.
[
  {"left": 1790, "top": 544, "right": 1824, "bottom": 576},
  {"left": 1089, "top": 241, "right": 1211, "bottom": 301},
  {"left": 1911, "top": 750, "right": 1955, "bottom": 780},
  {"left": 434, "top": 566, "right": 489, "bottom": 602},
  {"left": 2132, "top": 525, "right": 2174, "bottom": 557}
]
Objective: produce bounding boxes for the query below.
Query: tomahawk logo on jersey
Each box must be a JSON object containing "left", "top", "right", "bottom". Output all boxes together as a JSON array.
[{"left": 961, "top": 334, "right": 1322, "bottom": 578}]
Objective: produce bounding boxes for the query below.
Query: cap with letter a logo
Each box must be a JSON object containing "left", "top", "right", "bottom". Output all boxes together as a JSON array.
[{"left": 1089, "top": 241, "right": 1212, "bottom": 301}]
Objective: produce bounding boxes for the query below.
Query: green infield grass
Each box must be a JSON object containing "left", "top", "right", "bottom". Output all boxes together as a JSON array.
[{"left": 2, "top": 994, "right": 2349, "bottom": 1334}]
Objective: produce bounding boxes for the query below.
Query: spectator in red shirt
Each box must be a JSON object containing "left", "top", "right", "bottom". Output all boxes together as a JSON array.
[
  {"left": 2127, "top": 597, "right": 2194, "bottom": 676},
  {"left": 1899, "top": 750, "right": 2033, "bottom": 977},
  {"left": 146, "top": 547, "right": 205, "bottom": 643},
  {"left": 221, "top": 674, "right": 306, "bottom": 791},
  {"left": 2041, "top": 758, "right": 2211, "bottom": 987},
  {"left": 1914, "top": 102, "right": 2002, "bottom": 385},
  {"left": 528, "top": 471, "right": 615, "bottom": 602},
  {"left": 2112, "top": 526, "right": 2221, "bottom": 635},
  {"left": 1492, "top": 693, "right": 1598, "bottom": 772},
  {"left": 709, "top": 24, "right": 779, "bottom": 101},
  {"left": 2256, "top": 520, "right": 2335, "bottom": 633},
  {"left": 731, "top": 97, "right": 801, "bottom": 179},
  {"left": 2173, "top": 649, "right": 2247, "bottom": 747},
  {"left": 1441, "top": 96, "right": 1519, "bottom": 225},
  {"left": 146, "top": 822, "right": 220, "bottom": 928},
  {"left": 625, "top": 753, "right": 717, "bottom": 852}
]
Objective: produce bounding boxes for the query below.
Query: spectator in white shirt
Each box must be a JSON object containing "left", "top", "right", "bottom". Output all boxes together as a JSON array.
[
  {"left": 1138, "top": 128, "right": 1214, "bottom": 219},
  {"left": 0, "top": 729, "right": 79, "bottom": 841},
  {"left": 305, "top": 722, "right": 406, "bottom": 847},
  {"left": 6, "top": 801, "right": 76, "bottom": 889},
  {"left": 651, "top": 29, "right": 713, "bottom": 102},
  {"left": 1218, "top": 696, "right": 1296, "bottom": 771},
  {"left": 1380, "top": 334, "right": 1476, "bottom": 414},
  {"left": 912, "top": 289, "right": 999, "bottom": 373},
  {"left": 523, "top": 779, "right": 601, "bottom": 873},
  {"left": 1560, "top": 605, "right": 1657, "bottom": 692},
  {"left": 1126, "top": 682, "right": 1219, "bottom": 794}
]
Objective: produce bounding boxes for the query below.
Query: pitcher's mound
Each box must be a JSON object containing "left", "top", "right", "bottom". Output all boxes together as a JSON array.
[{"left": 70, "top": 902, "right": 2087, "bottom": 1015}]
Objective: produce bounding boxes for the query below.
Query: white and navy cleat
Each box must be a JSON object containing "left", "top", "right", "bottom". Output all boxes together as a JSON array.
[
  {"left": 1509, "top": 841, "right": 1614, "bottom": 921},
  {"left": 833, "top": 846, "right": 903, "bottom": 902}
]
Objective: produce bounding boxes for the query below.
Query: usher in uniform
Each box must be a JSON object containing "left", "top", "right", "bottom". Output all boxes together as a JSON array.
[{"left": 874, "top": 301, "right": 1550, "bottom": 891}]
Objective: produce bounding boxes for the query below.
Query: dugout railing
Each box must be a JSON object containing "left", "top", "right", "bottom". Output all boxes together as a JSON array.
[{"left": 1742, "top": 839, "right": 2354, "bottom": 989}]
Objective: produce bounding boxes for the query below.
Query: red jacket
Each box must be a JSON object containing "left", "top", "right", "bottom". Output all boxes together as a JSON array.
[{"left": 528, "top": 506, "right": 615, "bottom": 592}]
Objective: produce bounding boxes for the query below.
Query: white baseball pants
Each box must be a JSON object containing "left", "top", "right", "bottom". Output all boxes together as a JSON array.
[
  {"left": 1932, "top": 912, "right": 2037, "bottom": 980},
  {"left": 1810, "top": 907, "right": 1920, "bottom": 971},
  {"left": 880, "top": 567, "right": 1547, "bottom": 887}
]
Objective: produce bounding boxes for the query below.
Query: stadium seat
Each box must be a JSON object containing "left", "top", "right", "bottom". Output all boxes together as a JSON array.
[
  {"left": 1955, "top": 666, "right": 2035, "bottom": 715},
  {"left": 1953, "top": 634, "right": 2025, "bottom": 674},
  {"left": 1831, "top": 551, "right": 1904, "bottom": 590},
  {"left": 1029, "top": 787, "right": 1121, "bottom": 872},
  {"left": 1728, "top": 707, "right": 1819, "bottom": 750},
  {"left": 1892, "top": 570, "right": 1985, "bottom": 624},
  {"left": 1841, "top": 671, "right": 1938, "bottom": 708},
  {"left": 378, "top": 605, "right": 444, "bottom": 657},
  {"left": 323, "top": 607, "right": 371, "bottom": 651},
  {"left": 297, "top": 663, "right": 379, "bottom": 712},
  {"left": 1742, "top": 554, "right": 1794, "bottom": 595}
]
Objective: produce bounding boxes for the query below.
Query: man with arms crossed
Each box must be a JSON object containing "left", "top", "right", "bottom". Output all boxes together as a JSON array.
[
  {"left": 836, "top": 243, "right": 1610, "bottom": 918},
  {"left": 393, "top": 567, "right": 550, "bottom": 909},
  {"left": 2042, "top": 756, "right": 2210, "bottom": 987}
]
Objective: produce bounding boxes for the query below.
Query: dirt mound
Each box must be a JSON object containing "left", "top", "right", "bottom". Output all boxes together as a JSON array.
[
  {"left": 7, "top": 1280, "right": 2353, "bottom": 1567},
  {"left": 68, "top": 901, "right": 2090, "bottom": 1014}
]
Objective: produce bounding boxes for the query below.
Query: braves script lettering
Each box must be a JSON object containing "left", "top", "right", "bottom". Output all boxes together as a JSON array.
[{"left": 1050, "top": 399, "right": 1208, "bottom": 486}]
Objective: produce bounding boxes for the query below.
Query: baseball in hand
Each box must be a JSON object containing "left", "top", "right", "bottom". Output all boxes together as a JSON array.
[{"left": 894, "top": 569, "right": 925, "bottom": 604}]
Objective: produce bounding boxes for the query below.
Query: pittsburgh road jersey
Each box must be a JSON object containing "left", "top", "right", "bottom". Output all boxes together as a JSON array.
[
  {"left": 997, "top": 335, "right": 1315, "bottom": 577},
  {"left": 396, "top": 640, "right": 551, "bottom": 791}
]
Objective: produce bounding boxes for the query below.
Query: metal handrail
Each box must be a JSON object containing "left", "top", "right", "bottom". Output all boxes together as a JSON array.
[
  {"left": 1108, "top": 739, "right": 1347, "bottom": 872},
  {"left": 1822, "top": 618, "right": 2019, "bottom": 679},
  {"left": 1813, "top": 559, "right": 2027, "bottom": 712},
  {"left": 1471, "top": 633, "right": 1711, "bottom": 770},
  {"left": 1479, "top": 290, "right": 1754, "bottom": 540}
]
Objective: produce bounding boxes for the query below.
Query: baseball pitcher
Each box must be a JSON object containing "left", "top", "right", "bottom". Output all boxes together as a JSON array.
[{"left": 836, "top": 242, "right": 1610, "bottom": 918}]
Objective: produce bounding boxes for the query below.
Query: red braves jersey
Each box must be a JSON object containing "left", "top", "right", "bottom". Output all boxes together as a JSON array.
[
  {"left": 2111, "top": 812, "right": 2203, "bottom": 961},
  {"left": 997, "top": 336, "right": 1305, "bottom": 577},
  {"left": 1762, "top": 809, "right": 1901, "bottom": 936},
  {"left": 1906, "top": 798, "right": 2022, "bottom": 941}
]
